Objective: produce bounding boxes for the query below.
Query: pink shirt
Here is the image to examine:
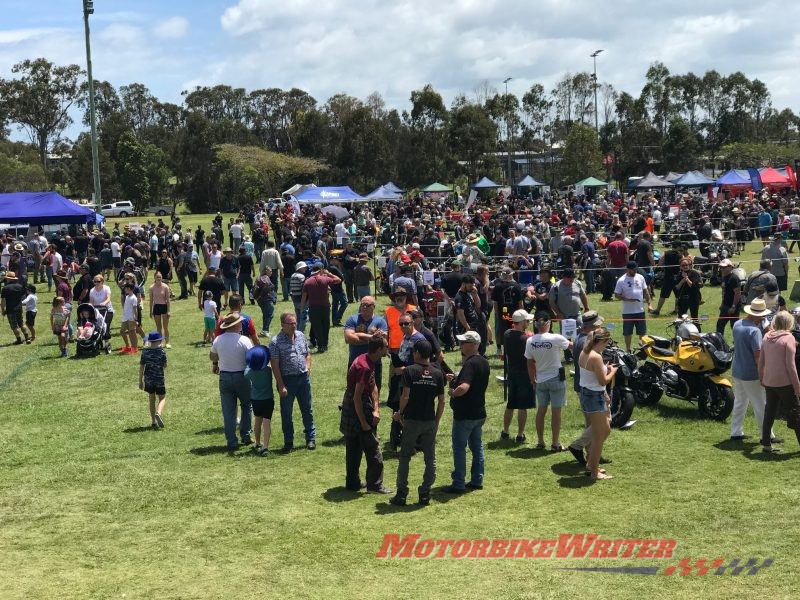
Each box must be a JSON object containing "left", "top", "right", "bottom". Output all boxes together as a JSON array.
[
  {"left": 149, "top": 283, "right": 171, "bottom": 306},
  {"left": 758, "top": 330, "right": 800, "bottom": 395}
]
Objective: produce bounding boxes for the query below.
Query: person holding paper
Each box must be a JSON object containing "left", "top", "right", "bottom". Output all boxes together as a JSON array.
[{"left": 614, "top": 261, "right": 652, "bottom": 353}]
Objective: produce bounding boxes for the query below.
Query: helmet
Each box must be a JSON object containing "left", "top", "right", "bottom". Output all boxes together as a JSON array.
[{"left": 676, "top": 318, "right": 700, "bottom": 340}]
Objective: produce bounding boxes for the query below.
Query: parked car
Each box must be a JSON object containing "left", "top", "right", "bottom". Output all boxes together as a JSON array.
[
  {"left": 100, "top": 201, "right": 136, "bottom": 217},
  {"left": 147, "top": 204, "right": 175, "bottom": 216}
]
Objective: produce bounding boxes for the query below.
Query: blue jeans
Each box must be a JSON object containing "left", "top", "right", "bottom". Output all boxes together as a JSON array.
[
  {"left": 219, "top": 372, "right": 252, "bottom": 449},
  {"left": 259, "top": 300, "right": 275, "bottom": 332},
  {"left": 331, "top": 290, "right": 348, "bottom": 325},
  {"left": 282, "top": 277, "right": 291, "bottom": 301},
  {"left": 356, "top": 285, "right": 371, "bottom": 300},
  {"left": 280, "top": 373, "right": 316, "bottom": 446},
  {"left": 451, "top": 418, "right": 485, "bottom": 489},
  {"left": 292, "top": 299, "right": 308, "bottom": 332},
  {"left": 238, "top": 274, "right": 254, "bottom": 302}
]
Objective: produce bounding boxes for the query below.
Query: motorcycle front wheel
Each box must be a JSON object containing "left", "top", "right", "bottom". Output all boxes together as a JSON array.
[
  {"left": 697, "top": 380, "right": 734, "bottom": 420},
  {"left": 610, "top": 388, "right": 636, "bottom": 428},
  {"left": 634, "top": 363, "right": 663, "bottom": 406}
]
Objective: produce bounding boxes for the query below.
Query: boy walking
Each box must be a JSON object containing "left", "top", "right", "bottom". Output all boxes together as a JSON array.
[{"left": 139, "top": 331, "right": 168, "bottom": 429}]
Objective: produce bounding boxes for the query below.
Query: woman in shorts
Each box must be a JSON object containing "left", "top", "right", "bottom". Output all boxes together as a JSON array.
[
  {"left": 148, "top": 272, "right": 172, "bottom": 349},
  {"left": 577, "top": 327, "right": 618, "bottom": 481}
]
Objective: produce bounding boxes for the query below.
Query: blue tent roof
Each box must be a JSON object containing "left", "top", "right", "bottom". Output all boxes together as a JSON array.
[
  {"left": 715, "top": 170, "right": 751, "bottom": 186},
  {"left": 673, "top": 170, "right": 715, "bottom": 186},
  {"left": 516, "top": 174, "right": 545, "bottom": 187},
  {"left": 0, "top": 192, "right": 102, "bottom": 225},
  {"left": 471, "top": 176, "right": 500, "bottom": 189},
  {"left": 294, "top": 186, "right": 366, "bottom": 204},
  {"left": 635, "top": 172, "right": 674, "bottom": 188},
  {"left": 384, "top": 181, "right": 403, "bottom": 193},
  {"left": 366, "top": 185, "right": 402, "bottom": 201}
]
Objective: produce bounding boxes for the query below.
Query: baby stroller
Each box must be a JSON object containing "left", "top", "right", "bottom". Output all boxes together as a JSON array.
[{"left": 74, "top": 303, "right": 112, "bottom": 357}]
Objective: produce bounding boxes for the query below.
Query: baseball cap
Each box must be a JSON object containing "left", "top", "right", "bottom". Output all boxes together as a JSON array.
[
  {"left": 626, "top": 260, "right": 638, "bottom": 270},
  {"left": 535, "top": 311, "right": 552, "bottom": 323},
  {"left": 456, "top": 330, "right": 482, "bottom": 344},
  {"left": 512, "top": 309, "right": 534, "bottom": 323},
  {"left": 562, "top": 267, "right": 575, "bottom": 277}
]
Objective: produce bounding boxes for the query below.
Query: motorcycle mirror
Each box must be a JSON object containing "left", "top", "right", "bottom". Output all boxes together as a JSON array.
[
  {"left": 606, "top": 323, "right": 616, "bottom": 331},
  {"left": 700, "top": 315, "right": 709, "bottom": 321}
]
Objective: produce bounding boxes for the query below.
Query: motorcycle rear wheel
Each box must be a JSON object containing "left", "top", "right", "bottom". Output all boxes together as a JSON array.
[
  {"left": 610, "top": 388, "right": 636, "bottom": 428},
  {"left": 697, "top": 381, "right": 734, "bottom": 420}
]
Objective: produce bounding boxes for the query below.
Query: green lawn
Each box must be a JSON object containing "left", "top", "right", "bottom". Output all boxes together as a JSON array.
[{"left": 1, "top": 229, "right": 798, "bottom": 599}]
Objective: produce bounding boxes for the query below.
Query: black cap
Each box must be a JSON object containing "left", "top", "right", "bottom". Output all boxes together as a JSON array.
[
  {"left": 626, "top": 260, "right": 638, "bottom": 270},
  {"left": 562, "top": 267, "right": 575, "bottom": 277},
  {"left": 535, "top": 311, "right": 552, "bottom": 323}
]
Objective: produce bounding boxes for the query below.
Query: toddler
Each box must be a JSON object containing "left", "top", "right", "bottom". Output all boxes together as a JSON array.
[
  {"left": 244, "top": 345, "right": 274, "bottom": 456},
  {"left": 21, "top": 284, "right": 37, "bottom": 342},
  {"left": 50, "top": 297, "right": 69, "bottom": 357},
  {"left": 202, "top": 290, "right": 218, "bottom": 345},
  {"left": 139, "top": 331, "right": 168, "bottom": 429}
]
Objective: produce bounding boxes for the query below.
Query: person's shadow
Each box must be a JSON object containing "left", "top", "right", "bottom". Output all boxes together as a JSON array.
[
  {"left": 322, "top": 486, "right": 362, "bottom": 503},
  {"left": 123, "top": 426, "right": 155, "bottom": 434},
  {"left": 190, "top": 445, "right": 233, "bottom": 456}
]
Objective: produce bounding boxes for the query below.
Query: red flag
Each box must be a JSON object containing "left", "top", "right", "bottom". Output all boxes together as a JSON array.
[{"left": 786, "top": 164, "right": 797, "bottom": 190}]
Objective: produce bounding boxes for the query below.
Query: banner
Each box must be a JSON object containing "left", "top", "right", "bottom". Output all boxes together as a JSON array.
[
  {"left": 746, "top": 168, "right": 763, "bottom": 192},
  {"left": 787, "top": 164, "right": 798, "bottom": 190},
  {"left": 464, "top": 189, "right": 478, "bottom": 214}
]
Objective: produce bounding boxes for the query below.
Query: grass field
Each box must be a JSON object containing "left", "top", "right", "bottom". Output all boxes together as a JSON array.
[{"left": 1, "top": 217, "right": 799, "bottom": 599}]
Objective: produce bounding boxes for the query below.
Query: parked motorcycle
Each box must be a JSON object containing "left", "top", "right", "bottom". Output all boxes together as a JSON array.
[
  {"left": 635, "top": 317, "right": 735, "bottom": 420},
  {"left": 601, "top": 341, "right": 640, "bottom": 428}
]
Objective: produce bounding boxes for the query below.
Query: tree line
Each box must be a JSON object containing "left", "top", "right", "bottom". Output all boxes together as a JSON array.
[{"left": 0, "top": 58, "right": 798, "bottom": 212}]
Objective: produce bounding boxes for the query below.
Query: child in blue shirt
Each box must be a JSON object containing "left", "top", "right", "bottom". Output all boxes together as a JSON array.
[
  {"left": 139, "top": 331, "right": 168, "bottom": 429},
  {"left": 244, "top": 345, "right": 274, "bottom": 455}
]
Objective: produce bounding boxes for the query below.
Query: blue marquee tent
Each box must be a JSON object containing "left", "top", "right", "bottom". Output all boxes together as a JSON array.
[
  {"left": 635, "top": 172, "right": 674, "bottom": 188},
  {"left": 384, "top": 181, "right": 404, "bottom": 194},
  {"left": 366, "top": 185, "right": 402, "bottom": 201},
  {"left": 715, "top": 170, "right": 751, "bottom": 186},
  {"left": 0, "top": 192, "right": 103, "bottom": 225},
  {"left": 673, "top": 171, "right": 715, "bottom": 186},
  {"left": 516, "top": 174, "right": 545, "bottom": 187},
  {"left": 294, "top": 186, "right": 366, "bottom": 204},
  {"left": 471, "top": 176, "right": 500, "bottom": 189}
]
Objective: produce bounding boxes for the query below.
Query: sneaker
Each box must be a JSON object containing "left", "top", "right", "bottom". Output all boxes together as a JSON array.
[
  {"left": 165, "top": 343, "right": 172, "bottom": 349},
  {"left": 13, "top": 339, "right": 23, "bottom": 345},
  {"left": 130, "top": 348, "right": 139, "bottom": 354},
  {"left": 241, "top": 437, "right": 254, "bottom": 446},
  {"left": 118, "top": 347, "right": 131, "bottom": 354},
  {"left": 500, "top": 431, "right": 510, "bottom": 440},
  {"left": 466, "top": 482, "right": 483, "bottom": 490},
  {"left": 60, "top": 348, "right": 68, "bottom": 358},
  {"left": 418, "top": 493, "right": 431, "bottom": 506},
  {"left": 367, "top": 487, "right": 393, "bottom": 495},
  {"left": 389, "top": 495, "right": 407, "bottom": 506},
  {"left": 154, "top": 413, "right": 164, "bottom": 429},
  {"left": 254, "top": 443, "right": 264, "bottom": 454},
  {"left": 568, "top": 445, "right": 587, "bottom": 466},
  {"left": 515, "top": 434, "right": 526, "bottom": 443},
  {"left": 306, "top": 440, "right": 316, "bottom": 450},
  {"left": 25, "top": 338, "right": 32, "bottom": 344}
]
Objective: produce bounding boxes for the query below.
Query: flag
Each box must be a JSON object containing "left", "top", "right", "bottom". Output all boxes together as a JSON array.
[
  {"left": 464, "top": 190, "right": 477, "bottom": 215},
  {"left": 746, "top": 168, "right": 763, "bottom": 192},
  {"left": 787, "top": 164, "right": 798, "bottom": 190}
]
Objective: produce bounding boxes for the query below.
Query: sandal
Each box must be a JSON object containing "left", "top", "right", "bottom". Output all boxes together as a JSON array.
[
  {"left": 535, "top": 442, "right": 546, "bottom": 450},
  {"left": 550, "top": 444, "right": 565, "bottom": 452}
]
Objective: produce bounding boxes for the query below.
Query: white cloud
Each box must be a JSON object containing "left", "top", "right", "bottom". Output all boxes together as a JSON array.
[
  {"left": 153, "top": 16, "right": 189, "bottom": 40},
  {"left": 0, "top": 28, "right": 61, "bottom": 45},
  {"left": 97, "top": 23, "right": 144, "bottom": 47}
]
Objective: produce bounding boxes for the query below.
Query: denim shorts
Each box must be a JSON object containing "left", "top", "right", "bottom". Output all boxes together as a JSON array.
[
  {"left": 224, "top": 276, "right": 238, "bottom": 291},
  {"left": 535, "top": 376, "right": 566, "bottom": 408},
  {"left": 580, "top": 388, "right": 608, "bottom": 413},
  {"left": 622, "top": 312, "right": 646, "bottom": 336}
]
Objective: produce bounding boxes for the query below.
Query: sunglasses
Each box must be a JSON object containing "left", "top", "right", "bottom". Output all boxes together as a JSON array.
[
  {"left": 282, "top": 321, "right": 297, "bottom": 326},
  {"left": 361, "top": 303, "right": 375, "bottom": 308},
  {"left": 399, "top": 322, "right": 412, "bottom": 326}
]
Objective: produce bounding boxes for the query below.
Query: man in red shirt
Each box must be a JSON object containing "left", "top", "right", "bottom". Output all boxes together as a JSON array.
[
  {"left": 606, "top": 231, "right": 630, "bottom": 272},
  {"left": 300, "top": 264, "right": 341, "bottom": 353}
]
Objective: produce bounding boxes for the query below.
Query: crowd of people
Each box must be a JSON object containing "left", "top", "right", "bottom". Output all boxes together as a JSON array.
[{"left": 4, "top": 185, "right": 800, "bottom": 500}]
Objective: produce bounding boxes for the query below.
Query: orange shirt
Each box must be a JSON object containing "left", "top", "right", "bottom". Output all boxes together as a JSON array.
[
  {"left": 645, "top": 217, "right": 654, "bottom": 234},
  {"left": 385, "top": 304, "right": 417, "bottom": 350}
]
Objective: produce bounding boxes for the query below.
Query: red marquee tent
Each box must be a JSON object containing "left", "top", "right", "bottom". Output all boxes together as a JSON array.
[{"left": 758, "top": 167, "right": 791, "bottom": 187}]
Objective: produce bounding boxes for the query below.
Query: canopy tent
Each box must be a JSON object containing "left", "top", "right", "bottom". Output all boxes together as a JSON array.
[
  {"left": 0, "top": 192, "right": 103, "bottom": 225},
  {"left": 635, "top": 171, "right": 675, "bottom": 188},
  {"left": 421, "top": 182, "right": 453, "bottom": 193},
  {"left": 471, "top": 176, "right": 500, "bottom": 189},
  {"left": 664, "top": 171, "right": 684, "bottom": 182},
  {"left": 282, "top": 183, "right": 316, "bottom": 197},
  {"left": 294, "top": 186, "right": 366, "bottom": 204},
  {"left": 758, "top": 167, "right": 791, "bottom": 186},
  {"left": 366, "top": 185, "right": 402, "bottom": 201},
  {"left": 516, "top": 174, "right": 545, "bottom": 187},
  {"left": 715, "top": 169, "right": 751, "bottom": 186},
  {"left": 575, "top": 176, "right": 607, "bottom": 187},
  {"left": 673, "top": 170, "right": 715, "bottom": 186},
  {"left": 383, "top": 181, "right": 404, "bottom": 194}
]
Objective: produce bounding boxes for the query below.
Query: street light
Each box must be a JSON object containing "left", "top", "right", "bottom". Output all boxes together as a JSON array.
[
  {"left": 83, "top": 0, "right": 102, "bottom": 207},
  {"left": 503, "top": 77, "right": 513, "bottom": 185},
  {"left": 590, "top": 49, "right": 604, "bottom": 134}
]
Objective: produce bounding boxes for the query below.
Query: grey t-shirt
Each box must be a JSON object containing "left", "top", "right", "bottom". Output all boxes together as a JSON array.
[{"left": 548, "top": 279, "right": 584, "bottom": 317}]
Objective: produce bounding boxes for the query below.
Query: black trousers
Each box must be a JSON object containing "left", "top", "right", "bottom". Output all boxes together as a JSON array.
[
  {"left": 345, "top": 428, "right": 384, "bottom": 490},
  {"left": 308, "top": 305, "right": 330, "bottom": 349}
]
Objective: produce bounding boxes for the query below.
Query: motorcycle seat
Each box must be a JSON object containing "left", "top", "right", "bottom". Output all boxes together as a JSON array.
[
  {"left": 649, "top": 346, "right": 675, "bottom": 357},
  {"left": 648, "top": 335, "right": 672, "bottom": 349}
]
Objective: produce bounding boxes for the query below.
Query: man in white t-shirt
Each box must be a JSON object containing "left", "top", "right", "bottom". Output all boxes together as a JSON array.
[
  {"left": 614, "top": 260, "right": 652, "bottom": 352},
  {"left": 524, "top": 311, "right": 572, "bottom": 451}
]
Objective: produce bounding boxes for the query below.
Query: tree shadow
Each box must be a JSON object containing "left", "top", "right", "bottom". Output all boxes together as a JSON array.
[
  {"left": 321, "top": 486, "right": 362, "bottom": 503},
  {"left": 195, "top": 427, "right": 224, "bottom": 435},
  {"left": 190, "top": 445, "right": 234, "bottom": 456},
  {"left": 123, "top": 426, "right": 156, "bottom": 433}
]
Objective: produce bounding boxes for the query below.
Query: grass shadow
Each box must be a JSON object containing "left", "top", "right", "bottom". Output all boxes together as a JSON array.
[
  {"left": 123, "top": 426, "right": 156, "bottom": 434},
  {"left": 713, "top": 439, "right": 758, "bottom": 452},
  {"left": 321, "top": 486, "right": 362, "bottom": 503},
  {"left": 741, "top": 449, "right": 800, "bottom": 462},
  {"left": 506, "top": 446, "right": 550, "bottom": 460},
  {"left": 649, "top": 401, "right": 706, "bottom": 421},
  {"left": 321, "top": 437, "right": 346, "bottom": 447},
  {"left": 374, "top": 501, "right": 426, "bottom": 514},
  {"left": 195, "top": 427, "right": 224, "bottom": 435},
  {"left": 190, "top": 445, "right": 234, "bottom": 456},
  {"left": 486, "top": 439, "right": 518, "bottom": 451}
]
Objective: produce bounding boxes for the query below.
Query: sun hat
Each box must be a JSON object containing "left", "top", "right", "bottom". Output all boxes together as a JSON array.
[
  {"left": 245, "top": 346, "right": 269, "bottom": 371},
  {"left": 4, "top": 271, "right": 18, "bottom": 280},
  {"left": 145, "top": 331, "right": 163, "bottom": 346},
  {"left": 512, "top": 309, "right": 534, "bottom": 323},
  {"left": 295, "top": 261, "right": 308, "bottom": 271},
  {"left": 580, "top": 310, "right": 604, "bottom": 328},
  {"left": 13, "top": 242, "right": 25, "bottom": 252},
  {"left": 744, "top": 298, "right": 771, "bottom": 317},
  {"left": 456, "top": 330, "right": 482, "bottom": 344},
  {"left": 465, "top": 233, "right": 481, "bottom": 244},
  {"left": 220, "top": 312, "right": 244, "bottom": 329}
]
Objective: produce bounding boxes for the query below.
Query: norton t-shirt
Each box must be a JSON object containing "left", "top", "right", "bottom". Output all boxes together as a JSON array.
[{"left": 401, "top": 363, "right": 445, "bottom": 421}]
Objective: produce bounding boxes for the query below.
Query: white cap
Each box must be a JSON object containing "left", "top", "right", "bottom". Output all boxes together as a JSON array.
[
  {"left": 295, "top": 262, "right": 307, "bottom": 271},
  {"left": 512, "top": 309, "right": 534, "bottom": 323}
]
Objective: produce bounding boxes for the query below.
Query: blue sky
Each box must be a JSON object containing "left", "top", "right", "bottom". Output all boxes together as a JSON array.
[{"left": 2, "top": 0, "right": 800, "bottom": 141}]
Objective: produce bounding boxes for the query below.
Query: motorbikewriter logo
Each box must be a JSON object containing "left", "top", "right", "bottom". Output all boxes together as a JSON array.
[{"left": 376, "top": 534, "right": 774, "bottom": 576}]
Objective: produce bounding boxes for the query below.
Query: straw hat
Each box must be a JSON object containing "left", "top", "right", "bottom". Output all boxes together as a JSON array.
[
  {"left": 4, "top": 271, "right": 18, "bottom": 281},
  {"left": 220, "top": 312, "right": 244, "bottom": 329},
  {"left": 465, "top": 233, "right": 481, "bottom": 244},
  {"left": 744, "top": 298, "right": 771, "bottom": 317}
]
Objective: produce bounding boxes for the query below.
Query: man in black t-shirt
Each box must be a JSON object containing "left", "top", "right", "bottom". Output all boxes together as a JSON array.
[
  {"left": 444, "top": 330, "right": 490, "bottom": 494},
  {"left": 501, "top": 310, "right": 535, "bottom": 442},
  {"left": 454, "top": 274, "right": 487, "bottom": 355},
  {"left": 198, "top": 268, "right": 225, "bottom": 310},
  {"left": 716, "top": 259, "right": 742, "bottom": 335},
  {"left": 1, "top": 272, "right": 31, "bottom": 344},
  {"left": 390, "top": 339, "right": 445, "bottom": 507},
  {"left": 491, "top": 267, "right": 523, "bottom": 355}
]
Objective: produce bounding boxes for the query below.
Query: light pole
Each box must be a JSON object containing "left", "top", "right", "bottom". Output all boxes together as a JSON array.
[
  {"left": 590, "top": 49, "right": 603, "bottom": 134},
  {"left": 503, "top": 77, "right": 513, "bottom": 185},
  {"left": 83, "top": 0, "right": 102, "bottom": 206}
]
